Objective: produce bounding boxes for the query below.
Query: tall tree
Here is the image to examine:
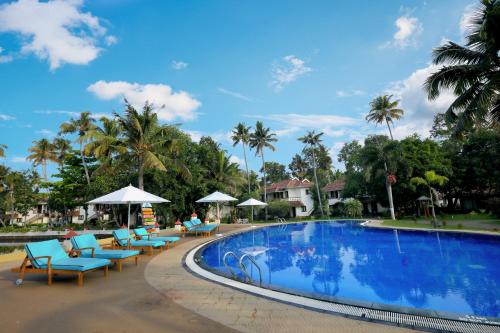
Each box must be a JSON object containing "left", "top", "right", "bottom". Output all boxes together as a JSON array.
[
  {"left": 59, "top": 112, "right": 96, "bottom": 185},
  {"left": 0, "top": 144, "right": 6, "bottom": 158},
  {"left": 261, "top": 162, "right": 289, "bottom": 183},
  {"left": 298, "top": 131, "right": 326, "bottom": 216},
  {"left": 114, "top": 102, "right": 183, "bottom": 189},
  {"left": 289, "top": 154, "right": 308, "bottom": 179},
  {"left": 231, "top": 123, "right": 252, "bottom": 194},
  {"left": 249, "top": 121, "right": 277, "bottom": 219},
  {"left": 366, "top": 95, "right": 404, "bottom": 220},
  {"left": 425, "top": 0, "right": 500, "bottom": 137},
  {"left": 27, "top": 138, "right": 57, "bottom": 181},
  {"left": 366, "top": 95, "right": 404, "bottom": 140},
  {"left": 52, "top": 137, "right": 71, "bottom": 166}
]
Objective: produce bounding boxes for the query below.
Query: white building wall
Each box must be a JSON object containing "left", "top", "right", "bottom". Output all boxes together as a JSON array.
[{"left": 287, "top": 187, "right": 314, "bottom": 217}]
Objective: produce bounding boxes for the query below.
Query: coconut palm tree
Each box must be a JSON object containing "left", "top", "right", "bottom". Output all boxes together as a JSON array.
[
  {"left": 231, "top": 123, "right": 252, "bottom": 194},
  {"left": 210, "top": 151, "right": 245, "bottom": 195},
  {"left": 59, "top": 112, "right": 96, "bottom": 185},
  {"left": 366, "top": 96, "right": 404, "bottom": 220},
  {"left": 249, "top": 121, "right": 277, "bottom": 219},
  {"left": 366, "top": 95, "right": 404, "bottom": 140},
  {"left": 114, "top": 102, "right": 187, "bottom": 189},
  {"left": 27, "top": 138, "right": 57, "bottom": 181},
  {"left": 52, "top": 137, "right": 71, "bottom": 166},
  {"left": 411, "top": 171, "right": 448, "bottom": 227},
  {"left": 85, "top": 117, "right": 126, "bottom": 175},
  {"left": 298, "top": 131, "right": 325, "bottom": 216},
  {"left": 0, "top": 144, "right": 6, "bottom": 158},
  {"left": 425, "top": 0, "right": 500, "bottom": 137}
]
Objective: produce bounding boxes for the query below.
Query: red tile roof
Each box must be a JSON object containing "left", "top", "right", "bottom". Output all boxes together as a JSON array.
[
  {"left": 266, "top": 178, "right": 313, "bottom": 193},
  {"left": 323, "top": 178, "right": 345, "bottom": 192}
]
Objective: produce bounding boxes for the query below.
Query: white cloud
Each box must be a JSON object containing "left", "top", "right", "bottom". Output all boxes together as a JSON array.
[
  {"left": 336, "top": 90, "right": 365, "bottom": 97},
  {"left": 34, "top": 110, "right": 80, "bottom": 117},
  {"left": 460, "top": 3, "right": 476, "bottom": 38},
  {"left": 11, "top": 156, "right": 27, "bottom": 163},
  {"left": 35, "top": 128, "right": 56, "bottom": 138},
  {"left": 171, "top": 60, "right": 188, "bottom": 70},
  {"left": 184, "top": 130, "right": 202, "bottom": 143},
  {"left": 87, "top": 80, "right": 201, "bottom": 121},
  {"left": 0, "top": 0, "right": 115, "bottom": 70},
  {"left": 217, "top": 87, "right": 252, "bottom": 102},
  {"left": 105, "top": 35, "right": 117, "bottom": 46},
  {"left": 270, "top": 55, "right": 312, "bottom": 91},
  {"left": 381, "top": 15, "right": 423, "bottom": 49},
  {"left": 229, "top": 155, "right": 245, "bottom": 167},
  {"left": 384, "top": 64, "right": 455, "bottom": 139},
  {"left": 0, "top": 46, "right": 13, "bottom": 63},
  {"left": 0, "top": 113, "right": 15, "bottom": 120}
]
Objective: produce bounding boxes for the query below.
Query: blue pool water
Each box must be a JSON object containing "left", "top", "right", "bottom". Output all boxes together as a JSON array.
[{"left": 198, "top": 221, "right": 500, "bottom": 319}]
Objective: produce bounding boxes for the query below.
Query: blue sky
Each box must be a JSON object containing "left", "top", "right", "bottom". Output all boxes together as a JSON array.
[{"left": 0, "top": 0, "right": 473, "bottom": 178}]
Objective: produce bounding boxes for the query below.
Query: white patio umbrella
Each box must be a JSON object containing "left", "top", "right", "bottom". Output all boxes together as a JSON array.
[
  {"left": 196, "top": 191, "right": 237, "bottom": 221},
  {"left": 88, "top": 185, "right": 170, "bottom": 231},
  {"left": 237, "top": 198, "right": 268, "bottom": 223}
]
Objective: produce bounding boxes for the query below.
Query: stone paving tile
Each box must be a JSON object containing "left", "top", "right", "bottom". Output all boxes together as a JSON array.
[{"left": 145, "top": 226, "right": 418, "bottom": 333}]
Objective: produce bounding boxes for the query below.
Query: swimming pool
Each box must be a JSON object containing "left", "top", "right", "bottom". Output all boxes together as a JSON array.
[{"left": 195, "top": 221, "right": 500, "bottom": 322}]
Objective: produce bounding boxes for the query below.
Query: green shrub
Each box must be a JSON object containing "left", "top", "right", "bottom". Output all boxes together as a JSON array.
[
  {"left": 342, "top": 198, "right": 363, "bottom": 218},
  {"left": 267, "top": 201, "right": 290, "bottom": 218}
]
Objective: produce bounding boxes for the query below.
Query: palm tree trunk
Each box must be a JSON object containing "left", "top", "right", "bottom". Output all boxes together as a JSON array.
[
  {"left": 311, "top": 147, "right": 324, "bottom": 216},
  {"left": 242, "top": 143, "right": 251, "bottom": 194},
  {"left": 42, "top": 160, "right": 48, "bottom": 181},
  {"left": 261, "top": 151, "right": 268, "bottom": 220},
  {"left": 138, "top": 160, "right": 144, "bottom": 190},
  {"left": 429, "top": 186, "right": 436, "bottom": 227},
  {"left": 80, "top": 142, "right": 91, "bottom": 186},
  {"left": 385, "top": 118, "right": 394, "bottom": 140},
  {"left": 384, "top": 161, "right": 396, "bottom": 220}
]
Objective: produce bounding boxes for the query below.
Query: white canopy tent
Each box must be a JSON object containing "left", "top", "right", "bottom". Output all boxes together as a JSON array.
[
  {"left": 237, "top": 198, "right": 268, "bottom": 223},
  {"left": 196, "top": 191, "right": 237, "bottom": 221},
  {"left": 88, "top": 185, "right": 170, "bottom": 231}
]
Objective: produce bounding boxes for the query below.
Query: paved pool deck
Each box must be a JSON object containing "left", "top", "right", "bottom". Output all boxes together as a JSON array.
[{"left": 0, "top": 224, "right": 418, "bottom": 333}]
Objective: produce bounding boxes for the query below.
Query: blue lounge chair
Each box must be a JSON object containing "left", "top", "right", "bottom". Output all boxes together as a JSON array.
[
  {"left": 71, "top": 234, "right": 140, "bottom": 272},
  {"left": 11, "top": 239, "right": 110, "bottom": 286},
  {"left": 133, "top": 228, "right": 180, "bottom": 248},
  {"left": 112, "top": 229, "right": 165, "bottom": 255},
  {"left": 182, "top": 220, "right": 218, "bottom": 237}
]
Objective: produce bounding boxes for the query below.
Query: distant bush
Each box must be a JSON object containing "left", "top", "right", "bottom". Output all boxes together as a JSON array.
[
  {"left": 342, "top": 198, "right": 363, "bottom": 218},
  {"left": 267, "top": 201, "right": 290, "bottom": 218}
]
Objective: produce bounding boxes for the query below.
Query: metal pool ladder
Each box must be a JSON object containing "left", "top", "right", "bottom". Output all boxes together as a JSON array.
[{"left": 223, "top": 251, "right": 263, "bottom": 287}]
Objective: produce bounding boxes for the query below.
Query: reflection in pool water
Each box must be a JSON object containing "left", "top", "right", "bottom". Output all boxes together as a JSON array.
[{"left": 199, "top": 221, "right": 500, "bottom": 319}]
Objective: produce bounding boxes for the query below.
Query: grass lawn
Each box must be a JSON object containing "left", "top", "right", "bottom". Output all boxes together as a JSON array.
[{"left": 382, "top": 214, "right": 500, "bottom": 232}]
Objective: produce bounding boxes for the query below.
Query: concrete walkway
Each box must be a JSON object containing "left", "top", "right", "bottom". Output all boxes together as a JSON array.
[{"left": 145, "top": 225, "right": 417, "bottom": 333}]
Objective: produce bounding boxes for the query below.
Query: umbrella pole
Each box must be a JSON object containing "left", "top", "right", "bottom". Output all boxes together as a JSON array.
[
  {"left": 127, "top": 203, "right": 131, "bottom": 231},
  {"left": 217, "top": 202, "right": 220, "bottom": 222}
]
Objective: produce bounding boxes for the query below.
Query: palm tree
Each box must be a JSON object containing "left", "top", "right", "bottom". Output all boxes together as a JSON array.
[
  {"left": 59, "top": 112, "right": 96, "bottom": 185},
  {"left": 231, "top": 123, "right": 252, "bottom": 194},
  {"left": 298, "top": 131, "right": 325, "bottom": 216},
  {"left": 85, "top": 117, "right": 126, "bottom": 174},
  {"left": 425, "top": 0, "right": 500, "bottom": 137},
  {"left": 366, "top": 95, "right": 404, "bottom": 220},
  {"left": 27, "top": 138, "right": 57, "bottom": 181},
  {"left": 0, "top": 144, "right": 6, "bottom": 158},
  {"left": 211, "top": 151, "right": 245, "bottom": 195},
  {"left": 52, "top": 137, "right": 71, "bottom": 166},
  {"left": 249, "top": 121, "right": 277, "bottom": 219},
  {"left": 411, "top": 171, "right": 448, "bottom": 227},
  {"left": 366, "top": 95, "right": 404, "bottom": 140},
  {"left": 114, "top": 102, "right": 185, "bottom": 189}
]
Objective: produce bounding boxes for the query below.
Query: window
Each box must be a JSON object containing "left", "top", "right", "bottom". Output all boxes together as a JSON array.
[
  {"left": 301, "top": 206, "right": 307, "bottom": 212},
  {"left": 305, "top": 189, "right": 310, "bottom": 195}
]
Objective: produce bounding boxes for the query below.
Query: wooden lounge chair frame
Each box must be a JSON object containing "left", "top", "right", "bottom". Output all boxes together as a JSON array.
[
  {"left": 112, "top": 237, "right": 164, "bottom": 256},
  {"left": 11, "top": 253, "right": 108, "bottom": 287},
  {"left": 72, "top": 246, "right": 139, "bottom": 273}
]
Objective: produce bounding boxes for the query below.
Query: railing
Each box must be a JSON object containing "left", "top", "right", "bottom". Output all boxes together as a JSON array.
[{"left": 223, "top": 251, "right": 263, "bottom": 287}]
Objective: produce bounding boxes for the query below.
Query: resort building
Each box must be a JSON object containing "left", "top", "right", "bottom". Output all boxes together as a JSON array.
[{"left": 265, "top": 177, "right": 314, "bottom": 217}]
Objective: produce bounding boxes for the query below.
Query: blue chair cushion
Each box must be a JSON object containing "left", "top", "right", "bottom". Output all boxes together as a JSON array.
[
  {"left": 196, "top": 224, "right": 218, "bottom": 232},
  {"left": 71, "top": 233, "right": 102, "bottom": 256},
  {"left": 83, "top": 249, "right": 140, "bottom": 259},
  {"left": 38, "top": 257, "right": 110, "bottom": 271},
  {"left": 130, "top": 240, "right": 164, "bottom": 247},
  {"left": 153, "top": 236, "right": 180, "bottom": 243},
  {"left": 112, "top": 229, "right": 133, "bottom": 247},
  {"left": 133, "top": 228, "right": 149, "bottom": 238},
  {"left": 25, "top": 239, "right": 68, "bottom": 268}
]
